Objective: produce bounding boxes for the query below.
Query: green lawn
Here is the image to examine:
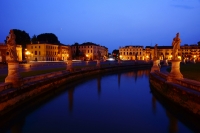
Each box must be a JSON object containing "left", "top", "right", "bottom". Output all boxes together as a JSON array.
[
  {"left": 0, "top": 68, "right": 67, "bottom": 82},
  {"left": 0, "top": 64, "right": 98, "bottom": 82},
  {"left": 167, "top": 62, "right": 200, "bottom": 82}
]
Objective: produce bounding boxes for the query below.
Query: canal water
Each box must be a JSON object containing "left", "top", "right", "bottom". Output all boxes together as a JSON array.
[{"left": 1, "top": 69, "right": 199, "bottom": 133}]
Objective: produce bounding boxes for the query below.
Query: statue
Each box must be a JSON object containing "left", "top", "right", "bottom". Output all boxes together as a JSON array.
[
  {"left": 172, "top": 33, "right": 181, "bottom": 60},
  {"left": 6, "top": 29, "right": 18, "bottom": 61},
  {"left": 154, "top": 44, "right": 158, "bottom": 60}
]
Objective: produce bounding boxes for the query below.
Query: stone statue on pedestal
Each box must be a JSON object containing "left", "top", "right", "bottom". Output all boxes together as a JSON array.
[
  {"left": 167, "top": 32, "right": 183, "bottom": 81},
  {"left": 151, "top": 44, "right": 160, "bottom": 73},
  {"left": 6, "top": 29, "right": 18, "bottom": 61},
  {"left": 172, "top": 33, "right": 181, "bottom": 60},
  {"left": 5, "top": 29, "right": 21, "bottom": 88}
]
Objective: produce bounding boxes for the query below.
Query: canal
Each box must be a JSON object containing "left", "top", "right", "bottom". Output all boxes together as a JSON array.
[{"left": 0, "top": 69, "right": 199, "bottom": 133}]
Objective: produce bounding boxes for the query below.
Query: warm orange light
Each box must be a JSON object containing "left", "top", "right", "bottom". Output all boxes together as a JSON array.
[{"left": 26, "top": 51, "right": 30, "bottom": 55}]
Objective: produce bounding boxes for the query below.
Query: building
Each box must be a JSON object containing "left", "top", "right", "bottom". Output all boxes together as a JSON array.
[
  {"left": 144, "top": 44, "right": 200, "bottom": 61},
  {"left": 119, "top": 45, "right": 144, "bottom": 60},
  {"left": 145, "top": 46, "right": 174, "bottom": 60},
  {"left": 26, "top": 43, "right": 71, "bottom": 61},
  {"left": 0, "top": 43, "right": 22, "bottom": 62},
  {"left": 181, "top": 44, "right": 200, "bottom": 61},
  {"left": 71, "top": 42, "right": 108, "bottom": 60}
]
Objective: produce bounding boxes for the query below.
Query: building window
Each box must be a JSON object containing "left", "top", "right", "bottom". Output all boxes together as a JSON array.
[
  {"left": 31, "top": 46, "right": 33, "bottom": 49},
  {"left": 39, "top": 51, "right": 41, "bottom": 55},
  {"left": 91, "top": 50, "right": 92, "bottom": 53},
  {"left": 91, "top": 46, "right": 92, "bottom": 48},
  {"left": 35, "top": 51, "right": 37, "bottom": 55},
  {"left": 39, "top": 46, "right": 40, "bottom": 48},
  {"left": 35, "top": 46, "right": 37, "bottom": 48}
]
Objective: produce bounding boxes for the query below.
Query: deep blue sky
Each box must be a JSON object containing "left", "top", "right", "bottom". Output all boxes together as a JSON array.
[{"left": 0, "top": 0, "right": 200, "bottom": 52}]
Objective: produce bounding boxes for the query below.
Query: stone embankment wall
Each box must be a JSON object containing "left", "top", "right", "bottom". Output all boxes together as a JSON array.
[
  {"left": 150, "top": 70, "right": 200, "bottom": 115},
  {"left": 0, "top": 62, "right": 151, "bottom": 116}
]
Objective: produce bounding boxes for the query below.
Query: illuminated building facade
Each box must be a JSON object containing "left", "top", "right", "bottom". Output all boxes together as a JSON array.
[
  {"left": 119, "top": 45, "right": 144, "bottom": 60},
  {"left": 145, "top": 45, "right": 200, "bottom": 61},
  {"left": 119, "top": 44, "right": 200, "bottom": 61},
  {"left": 145, "top": 46, "right": 174, "bottom": 60},
  {"left": 71, "top": 42, "right": 108, "bottom": 60},
  {"left": 26, "top": 43, "right": 71, "bottom": 61}
]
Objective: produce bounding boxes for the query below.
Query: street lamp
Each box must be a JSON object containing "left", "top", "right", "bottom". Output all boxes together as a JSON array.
[{"left": 25, "top": 50, "right": 30, "bottom": 62}]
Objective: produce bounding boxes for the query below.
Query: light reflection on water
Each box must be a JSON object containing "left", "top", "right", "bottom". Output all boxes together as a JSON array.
[{"left": 2, "top": 69, "right": 197, "bottom": 133}]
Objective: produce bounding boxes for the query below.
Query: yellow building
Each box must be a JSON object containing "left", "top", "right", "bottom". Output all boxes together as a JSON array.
[
  {"left": 119, "top": 45, "right": 144, "bottom": 60},
  {"left": 26, "top": 43, "right": 71, "bottom": 61},
  {"left": 71, "top": 42, "right": 108, "bottom": 60},
  {"left": 181, "top": 44, "right": 200, "bottom": 61},
  {"left": 0, "top": 43, "right": 22, "bottom": 62},
  {"left": 57, "top": 44, "right": 71, "bottom": 61},
  {"left": 144, "top": 45, "right": 200, "bottom": 61},
  {"left": 145, "top": 46, "right": 174, "bottom": 60}
]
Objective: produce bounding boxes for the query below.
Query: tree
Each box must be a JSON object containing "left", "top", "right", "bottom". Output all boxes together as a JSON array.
[
  {"left": 112, "top": 49, "right": 119, "bottom": 60},
  {"left": 198, "top": 41, "right": 200, "bottom": 46},
  {"left": 4, "top": 29, "right": 31, "bottom": 60},
  {"left": 37, "top": 33, "right": 60, "bottom": 44},
  {"left": 31, "top": 34, "right": 37, "bottom": 44}
]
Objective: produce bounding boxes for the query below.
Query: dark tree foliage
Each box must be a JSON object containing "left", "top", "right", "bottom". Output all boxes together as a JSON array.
[
  {"left": 198, "top": 41, "right": 200, "bottom": 46},
  {"left": 11, "top": 29, "right": 31, "bottom": 46},
  {"left": 31, "top": 34, "right": 37, "bottom": 44},
  {"left": 112, "top": 49, "right": 119, "bottom": 60},
  {"left": 5, "top": 29, "right": 31, "bottom": 60},
  {"left": 37, "top": 33, "right": 60, "bottom": 44}
]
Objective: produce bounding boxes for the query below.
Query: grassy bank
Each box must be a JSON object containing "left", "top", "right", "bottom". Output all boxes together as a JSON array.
[
  {"left": 0, "top": 68, "right": 66, "bottom": 82},
  {"left": 167, "top": 62, "right": 200, "bottom": 82},
  {"left": 0, "top": 64, "right": 101, "bottom": 82}
]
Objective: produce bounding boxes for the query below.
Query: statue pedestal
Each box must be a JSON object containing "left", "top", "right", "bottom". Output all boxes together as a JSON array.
[
  {"left": 167, "top": 60, "right": 183, "bottom": 82},
  {"left": 151, "top": 60, "right": 160, "bottom": 73},
  {"left": 67, "top": 60, "right": 73, "bottom": 72},
  {"left": 96, "top": 60, "right": 100, "bottom": 68},
  {"left": 5, "top": 61, "right": 22, "bottom": 88}
]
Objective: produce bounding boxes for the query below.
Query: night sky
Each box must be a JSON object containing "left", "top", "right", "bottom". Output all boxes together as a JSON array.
[{"left": 0, "top": 0, "right": 200, "bottom": 52}]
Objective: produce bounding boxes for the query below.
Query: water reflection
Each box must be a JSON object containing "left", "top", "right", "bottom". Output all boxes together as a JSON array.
[
  {"left": 152, "top": 95, "right": 157, "bottom": 115},
  {"left": 68, "top": 86, "right": 74, "bottom": 112},
  {"left": 118, "top": 73, "right": 121, "bottom": 87},
  {"left": 97, "top": 76, "right": 101, "bottom": 95},
  {"left": 10, "top": 118, "right": 25, "bottom": 133},
  {"left": 150, "top": 83, "right": 200, "bottom": 133},
  {"left": 166, "top": 111, "right": 178, "bottom": 133},
  {"left": 1, "top": 69, "right": 198, "bottom": 133}
]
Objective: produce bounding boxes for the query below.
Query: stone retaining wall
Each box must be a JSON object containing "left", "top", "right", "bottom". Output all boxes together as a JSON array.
[
  {"left": 150, "top": 71, "right": 200, "bottom": 115},
  {"left": 0, "top": 63, "right": 151, "bottom": 116}
]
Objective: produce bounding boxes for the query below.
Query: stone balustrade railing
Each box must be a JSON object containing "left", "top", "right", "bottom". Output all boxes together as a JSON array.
[{"left": 153, "top": 70, "right": 200, "bottom": 92}]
